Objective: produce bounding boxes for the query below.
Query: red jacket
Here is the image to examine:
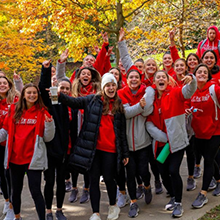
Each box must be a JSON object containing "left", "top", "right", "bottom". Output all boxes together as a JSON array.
[
  {"left": 196, "top": 26, "right": 220, "bottom": 66},
  {"left": 187, "top": 81, "right": 220, "bottom": 139},
  {"left": 170, "top": 45, "right": 180, "bottom": 63}
]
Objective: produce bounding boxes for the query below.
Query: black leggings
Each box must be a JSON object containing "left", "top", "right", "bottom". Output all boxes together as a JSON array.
[
  {"left": 10, "top": 163, "right": 45, "bottom": 220},
  {"left": 44, "top": 157, "right": 66, "bottom": 209},
  {"left": 156, "top": 147, "right": 184, "bottom": 203},
  {"left": 195, "top": 136, "right": 220, "bottom": 191},
  {"left": 126, "top": 146, "right": 151, "bottom": 200},
  {"left": 185, "top": 136, "right": 195, "bottom": 176},
  {"left": 115, "top": 164, "right": 126, "bottom": 191},
  {"left": 71, "top": 171, "right": 89, "bottom": 188},
  {"left": 0, "top": 145, "right": 9, "bottom": 200},
  {"left": 89, "top": 150, "right": 117, "bottom": 213}
]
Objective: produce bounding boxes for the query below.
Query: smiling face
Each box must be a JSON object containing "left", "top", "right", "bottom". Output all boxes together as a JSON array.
[
  {"left": 187, "top": 55, "right": 199, "bottom": 71},
  {"left": 195, "top": 66, "right": 209, "bottom": 85},
  {"left": 51, "top": 67, "right": 56, "bottom": 76},
  {"left": 24, "top": 86, "right": 38, "bottom": 108},
  {"left": 145, "top": 59, "right": 157, "bottom": 78},
  {"left": 202, "top": 51, "right": 216, "bottom": 70},
  {"left": 83, "top": 55, "right": 95, "bottom": 67},
  {"left": 0, "top": 78, "right": 10, "bottom": 97},
  {"left": 118, "top": 59, "right": 126, "bottom": 73},
  {"left": 174, "top": 60, "right": 186, "bottom": 77},
  {"left": 208, "top": 29, "right": 216, "bottom": 42},
  {"left": 163, "top": 54, "right": 173, "bottom": 68},
  {"left": 154, "top": 71, "right": 169, "bottom": 93},
  {"left": 79, "top": 69, "right": 92, "bottom": 86},
  {"left": 109, "top": 68, "right": 120, "bottom": 82},
  {"left": 127, "top": 71, "right": 141, "bottom": 91},
  {"left": 58, "top": 81, "right": 71, "bottom": 95},
  {"left": 134, "top": 61, "right": 144, "bottom": 72},
  {"left": 104, "top": 82, "right": 117, "bottom": 98}
]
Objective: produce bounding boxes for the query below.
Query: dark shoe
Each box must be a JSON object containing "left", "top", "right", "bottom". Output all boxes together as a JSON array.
[
  {"left": 144, "top": 187, "right": 152, "bottom": 204},
  {"left": 55, "top": 210, "right": 67, "bottom": 220},
  {"left": 172, "top": 203, "right": 183, "bottom": 218},
  {"left": 165, "top": 197, "right": 175, "bottom": 211},
  {"left": 208, "top": 177, "right": 216, "bottom": 191},
  {"left": 46, "top": 213, "right": 53, "bottom": 220},
  {"left": 80, "top": 189, "right": 90, "bottom": 203},
  {"left": 69, "top": 188, "right": 78, "bottom": 203},
  {"left": 186, "top": 178, "right": 196, "bottom": 191},
  {"left": 155, "top": 180, "right": 163, "bottom": 194},
  {"left": 128, "top": 203, "right": 139, "bottom": 218},
  {"left": 192, "top": 193, "right": 208, "bottom": 209},
  {"left": 65, "top": 181, "right": 72, "bottom": 192},
  {"left": 213, "top": 182, "right": 220, "bottom": 196},
  {"left": 136, "top": 185, "right": 144, "bottom": 200},
  {"left": 193, "top": 166, "right": 201, "bottom": 179},
  {"left": 117, "top": 192, "right": 129, "bottom": 208}
]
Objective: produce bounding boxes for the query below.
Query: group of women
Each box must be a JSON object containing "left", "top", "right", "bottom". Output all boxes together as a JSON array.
[{"left": 0, "top": 25, "right": 220, "bottom": 220}]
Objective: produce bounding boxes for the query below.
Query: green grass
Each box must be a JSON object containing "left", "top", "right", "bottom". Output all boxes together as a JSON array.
[{"left": 199, "top": 205, "right": 220, "bottom": 220}]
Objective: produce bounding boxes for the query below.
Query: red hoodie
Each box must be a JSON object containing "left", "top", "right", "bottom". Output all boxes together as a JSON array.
[
  {"left": 196, "top": 26, "right": 220, "bottom": 66},
  {"left": 188, "top": 81, "right": 220, "bottom": 139},
  {"left": 3, "top": 105, "right": 51, "bottom": 165}
]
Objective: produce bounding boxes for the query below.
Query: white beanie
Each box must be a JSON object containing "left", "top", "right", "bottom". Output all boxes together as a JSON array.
[{"left": 101, "top": 73, "right": 118, "bottom": 90}]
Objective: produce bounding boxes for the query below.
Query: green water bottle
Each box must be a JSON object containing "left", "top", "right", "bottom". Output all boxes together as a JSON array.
[{"left": 156, "top": 143, "right": 170, "bottom": 164}]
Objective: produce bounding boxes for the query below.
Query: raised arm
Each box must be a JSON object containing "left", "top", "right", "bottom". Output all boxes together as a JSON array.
[
  {"left": 169, "top": 28, "right": 180, "bottom": 63},
  {"left": 13, "top": 71, "right": 24, "bottom": 93},
  {"left": 56, "top": 49, "right": 69, "bottom": 81},
  {"left": 118, "top": 28, "right": 133, "bottom": 72}
]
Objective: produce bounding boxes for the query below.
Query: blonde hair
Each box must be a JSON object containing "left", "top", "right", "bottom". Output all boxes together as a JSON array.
[{"left": 144, "top": 58, "right": 158, "bottom": 79}]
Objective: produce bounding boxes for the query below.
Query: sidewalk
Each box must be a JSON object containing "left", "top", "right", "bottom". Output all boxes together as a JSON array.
[{"left": 0, "top": 155, "right": 219, "bottom": 220}]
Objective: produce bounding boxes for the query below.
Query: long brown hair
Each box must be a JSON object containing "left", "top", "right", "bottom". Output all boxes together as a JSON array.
[
  {"left": 0, "top": 76, "right": 20, "bottom": 104},
  {"left": 14, "top": 83, "right": 46, "bottom": 122}
]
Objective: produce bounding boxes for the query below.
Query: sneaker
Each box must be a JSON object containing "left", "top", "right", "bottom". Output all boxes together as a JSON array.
[
  {"left": 192, "top": 193, "right": 208, "bottom": 208},
  {"left": 65, "top": 181, "right": 72, "bottom": 192},
  {"left": 172, "top": 203, "right": 183, "bottom": 218},
  {"left": 128, "top": 203, "right": 139, "bottom": 218},
  {"left": 69, "top": 188, "right": 78, "bottom": 203},
  {"left": 165, "top": 197, "right": 175, "bottom": 211},
  {"left": 208, "top": 177, "right": 217, "bottom": 191},
  {"left": 136, "top": 185, "right": 144, "bottom": 200},
  {"left": 4, "top": 208, "right": 14, "bottom": 220},
  {"left": 80, "top": 189, "right": 90, "bottom": 203},
  {"left": 144, "top": 187, "right": 152, "bottom": 204},
  {"left": 3, "top": 201, "right": 10, "bottom": 214},
  {"left": 117, "top": 192, "right": 129, "bottom": 208},
  {"left": 46, "top": 213, "right": 54, "bottom": 220},
  {"left": 55, "top": 210, "right": 67, "bottom": 220},
  {"left": 213, "top": 182, "right": 220, "bottom": 196},
  {"left": 186, "top": 178, "right": 196, "bottom": 191},
  {"left": 100, "top": 176, "right": 104, "bottom": 183},
  {"left": 193, "top": 166, "right": 201, "bottom": 179},
  {"left": 89, "top": 213, "right": 101, "bottom": 220},
  {"left": 155, "top": 181, "right": 163, "bottom": 194},
  {"left": 107, "top": 205, "right": 120, "bottom": 220}
]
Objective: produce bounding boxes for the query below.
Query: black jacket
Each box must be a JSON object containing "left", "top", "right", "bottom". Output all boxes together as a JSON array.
[
  {"left": 59, "top": 93, "right": 129, "bottom": 173},
  {"left": 39, "top": 65, "right": 77, "bottom": 161}
]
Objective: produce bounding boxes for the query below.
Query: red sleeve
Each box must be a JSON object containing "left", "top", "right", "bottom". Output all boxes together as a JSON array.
[
  {"left": 69, "top": 70, "right": 76, "bottom": 83},
  {"left": 101, "top": 55, "right": 112, "bottom": 76},
  {"left": 93, "top": 42, "right": 109, "bottom": 74},
  {"left": 170, "top": 45, "right": 180, "bottom": 63},
  {"left": 196, "top": 41, "right": 203, "bottom": 58},
  {"left": 215, "top": 84, "right": 220, "bottom": 103},
  {"left": 184, "top": 99, "right": 191, "bottom": 110}
]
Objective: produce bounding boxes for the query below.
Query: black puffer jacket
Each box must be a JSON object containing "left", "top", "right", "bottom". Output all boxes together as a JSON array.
[
  {"left": 59, "top": 93, "right": 129, "bottom": 174},
  {"left": 39, "top": 65, "right": 78, "bottom": 161}
]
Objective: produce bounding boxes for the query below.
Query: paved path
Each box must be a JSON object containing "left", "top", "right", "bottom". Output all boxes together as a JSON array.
[{"left": 0, "top": 155, "right": 219, "bottom": 220}]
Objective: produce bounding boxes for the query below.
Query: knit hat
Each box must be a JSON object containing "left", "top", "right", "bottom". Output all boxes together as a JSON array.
[{"left": 101, "top": 73, "right": 117, "bottom": 90}]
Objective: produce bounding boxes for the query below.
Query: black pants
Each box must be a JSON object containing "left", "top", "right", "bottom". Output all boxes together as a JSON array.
[
  {"left": 44, "top": 156, "right": 66, "bottom": 209},
  {"left": 89, "top": 150, "right": 117, "bottom": 213},
  {"left": 71, "top": 171, "right": 89, "bottom": 188},
  {"left": 126, "top": 146, "right": 151, "bottom": 200},
  {"left": 10, "top": 163, "right": 45, "bottom": 220},
  {"left": 115, "top": 164, "right": 126, "bottom": 191},
  {"left": 185, "top": 136, "right": 195, "bottom": 176},
  {"left": 0, "top": 145, "right": 9, "bottom": 200},
  {"left": 156, "top": 147, "right": 184, "bottom": 203},
  {"left": 195, "top": 136, "right": 220, "bottom": 191}
]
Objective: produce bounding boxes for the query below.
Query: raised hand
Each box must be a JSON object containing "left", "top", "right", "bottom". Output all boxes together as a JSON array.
[
  {"left": 94, "top": 45, "right": 100, "bottom": 54},
  {"left": 42, "top": 60, "right": 51, "bottom": 68},
  {"left": 101, "top": 32, "right": 108, "bottom": 43},
  {"left": 13, "top": 70, "right": 21, "bottom": 80},
  {"left": 60, "top": 49, "right": 69, "bottom": 63},
  {"left": 118, "top": 27, "right": 125, "bottom": 42},
  {"left": 106, "top": 46, "right": 114, "bottom": 57}
]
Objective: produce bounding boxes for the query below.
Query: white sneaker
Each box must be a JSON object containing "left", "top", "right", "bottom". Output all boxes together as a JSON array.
[
  {"left": 89, "top": 213, "right": 101, "bottom": 220},
  {"left": 3, "top": 201, "right": 10, "bottom": 214},
  {"left": 4, "top": 208, "right": 14, "bottom": 220},
  {"left": 107, "top": 206, "right": 120, "bottom": 220},
  {"left": 117, "top": 192, "right": 129, "bottom": 208}
]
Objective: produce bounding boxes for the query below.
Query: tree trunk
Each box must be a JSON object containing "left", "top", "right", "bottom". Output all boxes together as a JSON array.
[{"left": 179, "top": 0, "right": 185, "bottom": 58}]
